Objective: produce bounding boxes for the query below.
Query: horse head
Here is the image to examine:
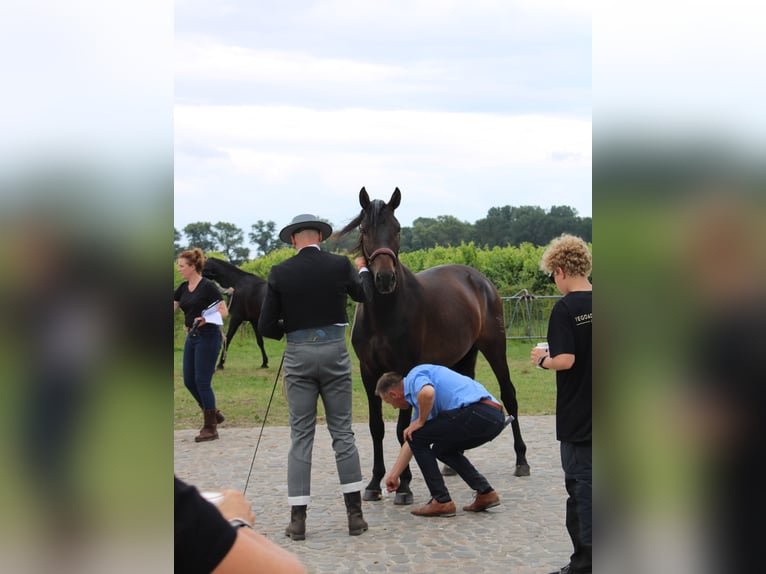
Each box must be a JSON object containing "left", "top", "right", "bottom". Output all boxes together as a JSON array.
[
  {"left": 357, "top": 187, "right": 402, "bottom": 294},
  {"left": 201, "top": 258, "right": 220, "bottom": 281},
  {"left": 201, "top": 257, "right": 236, "bottom": 288}
]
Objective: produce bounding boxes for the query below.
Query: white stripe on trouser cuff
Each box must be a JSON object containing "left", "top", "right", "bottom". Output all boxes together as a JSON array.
[
  {"left": 287, "top": 495, "right": 311, "bottom": 506},
  {"left": 340, "top": 480, "right": 365, "bottom": 494}
]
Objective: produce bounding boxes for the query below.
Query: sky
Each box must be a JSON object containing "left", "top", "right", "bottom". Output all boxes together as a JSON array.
[{"left": 174, "top": 0, "right": 592, "bottom": 239}]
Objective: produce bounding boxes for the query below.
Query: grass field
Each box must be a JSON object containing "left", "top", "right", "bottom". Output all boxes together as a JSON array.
[{"left": 174, "top": 327, "right": 556, "bottom": 430}]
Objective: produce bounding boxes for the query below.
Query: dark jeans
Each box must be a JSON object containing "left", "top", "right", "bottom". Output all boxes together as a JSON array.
[
  {"left": 182, "top": 326, "right": 222, "bottom": 409},
  {"left": 561, "top": 441, "right": 592, "bottom": 573},
  {"left": 408, "top": 402, "right": 505, "bottom": 503}
]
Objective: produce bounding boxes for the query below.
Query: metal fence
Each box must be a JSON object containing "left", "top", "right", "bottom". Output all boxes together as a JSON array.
[{"left": 502, "top": 290, "right": 561, "bottom": 340}]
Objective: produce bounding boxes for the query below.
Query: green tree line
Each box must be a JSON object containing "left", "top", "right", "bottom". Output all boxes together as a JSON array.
[
  {"left": 175, "top": 242, "right": 591, "bottom": 299},
  {"left": 174, "top": 205, "right": 591, "bottom": 265}
]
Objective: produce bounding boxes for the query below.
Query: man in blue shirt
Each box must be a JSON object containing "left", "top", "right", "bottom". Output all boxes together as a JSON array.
[{"left": 376, "top": 364, "right": 506, "bottom": 517}]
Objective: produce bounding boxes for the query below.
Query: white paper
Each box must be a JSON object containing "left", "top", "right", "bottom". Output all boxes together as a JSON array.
[{"left": 201, "top": 301, "right": 224, "bottom": 325}]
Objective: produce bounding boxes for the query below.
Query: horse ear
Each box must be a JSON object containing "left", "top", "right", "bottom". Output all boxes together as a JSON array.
[
  {"left": 389, "top": 188, "right": 401, "bottom": 211},
  {"left": 359, "top": 187, "right": 370, "bottom": 209}
]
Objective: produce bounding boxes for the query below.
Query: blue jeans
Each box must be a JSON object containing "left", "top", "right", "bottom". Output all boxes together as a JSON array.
[
  {"left": 561, "top": 441, "right": 592, "bottom": 573},
  {"left": 408, "top": 402, "right": 505, "bottom": 503},
  {"left": 182, "top": 326, "right": 222, "bottom": 409}
]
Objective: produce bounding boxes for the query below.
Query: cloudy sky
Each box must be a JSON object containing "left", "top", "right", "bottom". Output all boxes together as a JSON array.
[{"left": 174, "top": 0, "right": 591, "bottom": 239}]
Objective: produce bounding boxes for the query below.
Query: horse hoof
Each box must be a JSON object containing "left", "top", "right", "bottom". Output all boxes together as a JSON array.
[
  {"left": 363, "top": 489, "right": 382, "bottom": 501},
  {"left": 261, "top": 363, "right": 268, "bottom": 369},
  {"left": 394, "top": 492, "right": 414, "bottom": 505},
  {"left": 441, "top": 465, "right": 457, "bottom": 476},
  {"left": 514, "top": 463, "right": 531, "bottom": 477}
]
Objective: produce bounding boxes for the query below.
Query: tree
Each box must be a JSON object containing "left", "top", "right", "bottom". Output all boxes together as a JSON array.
[
  {"left": 474, "top": 206, "right": 515, "bottom": 247},
  {"left": 408, "top": 215, "right": 472, "bottom": 250},
  {"left": 249, "top": 220, "right": 280, "bottom": 257},
  {"left": 473, "top": 205, "right": 591, "bottom": 247},
  {"left": 213, "top": 221, "right": 249, "bottom": 265},
  {"left": 506, "top": 205, "right": 548, "bottom": 245},
  {"left": 183, "top": 222, "right": 217, "bottom": 252},
  {"left": 174, "top": 227, "right": 184, "bottom": 258}
]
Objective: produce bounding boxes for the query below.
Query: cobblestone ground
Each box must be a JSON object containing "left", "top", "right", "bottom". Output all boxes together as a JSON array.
[{"left": 175, "top": 416, "right": 570, "bottom": 574}]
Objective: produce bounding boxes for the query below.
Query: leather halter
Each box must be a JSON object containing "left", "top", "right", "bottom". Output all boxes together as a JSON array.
[{"left": 364, "top": 246, "right": 398, "bottom": 265}]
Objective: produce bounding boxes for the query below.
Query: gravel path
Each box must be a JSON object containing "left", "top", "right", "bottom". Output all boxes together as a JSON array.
[{"left": 175, "top": 416, "right": 569, "bottom": 574}]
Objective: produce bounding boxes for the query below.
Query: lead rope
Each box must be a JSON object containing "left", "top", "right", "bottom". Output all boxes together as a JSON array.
[
  {"left": 219, "top": 289, "right": 234, "bottom": 365},
  {"left": 243, "top": 351, "right": 284, "bottom": 497}
]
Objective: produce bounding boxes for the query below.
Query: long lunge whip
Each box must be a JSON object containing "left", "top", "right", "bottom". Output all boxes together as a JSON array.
[{"left": 243, "top": 351, "right": 284, "bottom": 497}]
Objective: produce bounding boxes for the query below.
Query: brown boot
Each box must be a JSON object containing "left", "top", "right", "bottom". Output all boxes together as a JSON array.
[
  {"left": 463, "top": 489, "right": 500, "bottom": 512},
  {"left": 195, "top": 409, "right": 219, "bottom": 442},
  {"left": 410, "top": 498, "right": 456, "bottom": 517},
  {"left": 284, "top": 505, "right": 306, "bottom": 541},
  {"left": 197, "top": 403, "right": 224, "bottom": 424},
  {"left": 343, "top": 492, "right": 368, "bottom": 536}
]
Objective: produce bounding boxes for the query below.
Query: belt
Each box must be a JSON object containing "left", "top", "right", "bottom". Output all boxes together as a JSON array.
[
  {"left": 286, "top": 325, "right": 346, "bottom": 343},
  {"left": 479, "top": 398, "right": 503, "bottom": 411}
]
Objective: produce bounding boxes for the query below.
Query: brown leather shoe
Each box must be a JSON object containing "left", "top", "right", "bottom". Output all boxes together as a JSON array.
[
  {"left": 410, "top": 499, "right": 456, "bottom": 517},
  {"left": 463, "top": 490, "right": 500, "bottom": 512}
]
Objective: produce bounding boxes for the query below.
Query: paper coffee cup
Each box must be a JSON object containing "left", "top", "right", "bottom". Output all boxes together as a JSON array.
[{"left": 201, "top": 490, "right": 224, "bottom": 505}]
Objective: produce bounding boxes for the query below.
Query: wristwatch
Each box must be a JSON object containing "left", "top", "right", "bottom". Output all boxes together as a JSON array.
[
  {"left": 229, "top": 518, "right": 253, "bottom": 530},
  {"left": 538, "top": 355, "right": 548, "bottom": 369}
]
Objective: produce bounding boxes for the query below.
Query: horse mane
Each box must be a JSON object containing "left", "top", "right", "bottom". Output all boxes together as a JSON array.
[
  {"left": 205, "top": 257, "right": 254, "bottom": 277},
  {"left": 334, "top": 199, "right": 390, "bottom": 257}
]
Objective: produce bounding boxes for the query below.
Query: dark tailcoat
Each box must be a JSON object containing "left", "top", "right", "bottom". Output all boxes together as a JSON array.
[{"left": 258, "top": 246, "right": 373, "bottom": 339}]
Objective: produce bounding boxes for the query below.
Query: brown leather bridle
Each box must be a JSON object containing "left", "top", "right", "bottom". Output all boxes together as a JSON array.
[{"left": 364, "top": 246, "right": 398, "bottom": 266}]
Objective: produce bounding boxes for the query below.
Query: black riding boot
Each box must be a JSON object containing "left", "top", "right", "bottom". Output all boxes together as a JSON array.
[
  {"left": 344, "top": 492, "right": 368, "bottom": 536},
  {"left": 285, "top": 505, "right": 306, "bottom": 541}
]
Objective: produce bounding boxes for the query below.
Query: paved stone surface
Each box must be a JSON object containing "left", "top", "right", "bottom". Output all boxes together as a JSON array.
[{"left": 175, "top": 416, "right": 569, "bottom": 574}]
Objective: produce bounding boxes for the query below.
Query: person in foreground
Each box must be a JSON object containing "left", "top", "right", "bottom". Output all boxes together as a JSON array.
[
  {"left": 174, "top": 476, "right": 306, "bottom": 574},
  {"left": 530, "top": 233, "right": 592, "bottom": 574},
  {"left": 174, "top": 248, "right": 229, "bottom": 442},
  {"left": 258, "top": 213, "right": 373, "bottom": 540},
  {"left": 376, "top": 364, "right": 506, "bottom": 517}
]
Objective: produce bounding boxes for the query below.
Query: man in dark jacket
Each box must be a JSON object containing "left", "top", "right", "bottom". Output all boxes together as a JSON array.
[{"left": 258, "top": 213, "right": 373, "bottom": 541}]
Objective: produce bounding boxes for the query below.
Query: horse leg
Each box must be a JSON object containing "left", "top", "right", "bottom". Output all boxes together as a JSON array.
[
  {"left": 438, "top": 347, "right": 481, "bottom": 476},
  {"left": 481, "top": 345, "right": 530, "bottom": 476},
  {"left": 362, "top": 374, "right": 386, "bottom": 501},
  {"left": 218, "top": 318, "right": 241, "bottom": 370},
  {"left": 451, "top": 346, "right": 479, "bottom": 379},
  {"left": 508, "top": 417, "right": 530, "bottom": 476},
  {"left": 250, "top": 321, "right": 269, "bottom": 368},
  {"left": 393, "top": 407, "right": 414, "bottom": 505}
]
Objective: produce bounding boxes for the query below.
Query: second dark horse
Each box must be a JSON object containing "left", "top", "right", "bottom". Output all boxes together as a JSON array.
[
  {"left": 337, "top": 187, "right": 530, "bottom": 504},
  {"left": 202, "top": 257, "right": 269, "bottom": 369}
]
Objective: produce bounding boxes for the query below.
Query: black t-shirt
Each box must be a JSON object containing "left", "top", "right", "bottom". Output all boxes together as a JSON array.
[
  {"left": 175, "top": 476, "right": 236, "bottom": 574},
  {"left": 174, "top": 278, "right": 222, "bottom": 328},
  {"left": 547, "top": 290, "right": 592, "bottom": 442}
]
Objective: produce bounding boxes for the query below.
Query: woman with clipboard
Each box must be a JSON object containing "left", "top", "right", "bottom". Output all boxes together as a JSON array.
[{"left": 174, "top": 248, "right": 229, "bottom": 442}]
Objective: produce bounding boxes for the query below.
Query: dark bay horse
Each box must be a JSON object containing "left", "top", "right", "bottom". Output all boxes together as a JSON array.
[
  {"left": 337, "top": 187, "right": 530, "bottom": 504},
  {"left": 202, "top": 258, "right": 269, "bottom": 369}
]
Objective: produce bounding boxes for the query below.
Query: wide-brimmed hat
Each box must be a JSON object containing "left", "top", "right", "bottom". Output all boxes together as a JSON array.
[{"left": 278, "top": 213, "right": 333, "bottom": 244}]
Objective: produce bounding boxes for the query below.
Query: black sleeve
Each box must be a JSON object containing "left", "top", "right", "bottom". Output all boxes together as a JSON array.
[
  {"left": 257, "top": 273, "right": 285, "bottom": 340},
  {"left": 346, "top": 260, "right": 374, "bottom": 303},
  {"left": 175, "top": 476, "right": 237, "bottom": 574}
]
